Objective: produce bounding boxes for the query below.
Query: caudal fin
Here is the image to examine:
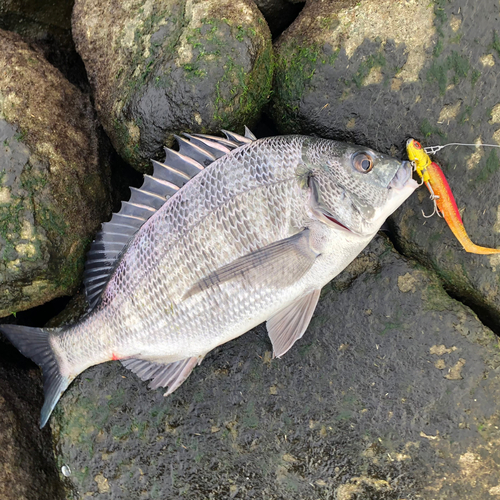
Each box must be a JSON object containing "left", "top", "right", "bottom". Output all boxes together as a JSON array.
[{"left": 1, "top": 324, "right": 69, "bottom": 428}]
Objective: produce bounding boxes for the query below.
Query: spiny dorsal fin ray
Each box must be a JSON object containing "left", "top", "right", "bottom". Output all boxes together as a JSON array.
[
  {"left": 183, "top": 134, "right": 231, "bottom": 158},
  {"left": 83, "top": 129, "right": 257, "bottom": 309},
  {"left": 174, "top": 135, "right": 216, "bottom": 166},
  {"left": 151, "top": 163, "right": 187, "bottom": 190},
  {"left": 244, "top": 125, "right": 257, "bottom": 141},
  {"left": 221, "top": 129, "right": 253, "bottom": 145},
  {"left": 129, "top": 186, "right": 166, "bottom": 210},
  {"left": 163, "top": 148, "right": 205, "bottom": 177},
  {"left": 190, "top": 133, "right": 240, "bottom": 150}
]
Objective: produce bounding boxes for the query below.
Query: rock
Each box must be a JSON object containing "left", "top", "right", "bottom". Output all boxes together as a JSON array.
[
  {"left": 253, "top": 0, "right": 304, "bottom": 38},
  {"left": 271, "top": 0, "right": 436, "bottom": 143},
  {"left": 0, "top": 0, "right": 88, "bottom": 90},
  {"left": 0, "top": 0, "right": 72, "bottom": 42},
  {"left": 0, "top": 29, "right": 111, "bottom": 317},
  {"left": 0, "top": 339, "right": 64, "bottom": 500},
  {"left": 72, "top": 0, "right": 273, "bottom": 172},
  {"left": 271, "top": 0, "right": 500, "bottom": 326},
  {"left": 51, "top": 236, "right": 500, "bottom": 498}
]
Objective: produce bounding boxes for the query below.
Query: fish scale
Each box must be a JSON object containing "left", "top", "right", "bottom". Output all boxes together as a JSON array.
[
  {"left": 64, "top": 138, "right": 304, "bottom": 359},
  {"left": 1, "top": 132, "right": 417, "bottom": 428}
]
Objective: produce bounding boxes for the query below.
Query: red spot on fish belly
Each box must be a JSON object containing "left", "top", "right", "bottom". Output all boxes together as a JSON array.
[{"left": 111, "top": 352, "right": 119, "bottom": 360}]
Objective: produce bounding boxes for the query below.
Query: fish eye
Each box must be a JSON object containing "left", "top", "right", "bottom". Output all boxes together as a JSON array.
[{"left": 352, "top": 152, "right": 374, "bottom": 173}]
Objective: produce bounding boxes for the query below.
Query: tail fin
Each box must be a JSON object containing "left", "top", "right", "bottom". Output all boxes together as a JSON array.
[{"left": 1, "top": 324, "right": 69, "bottom": 428}]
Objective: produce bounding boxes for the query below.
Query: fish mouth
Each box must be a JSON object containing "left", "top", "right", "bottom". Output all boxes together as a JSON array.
[
  {"left": 313, "top": 204, "right": 354, "bottom": 233},
  {"left": 389, "top": 161, "right": 418, "bottom": 190},
  {"left": 322, "top": 213, "right": 352, "bottom": 232}
]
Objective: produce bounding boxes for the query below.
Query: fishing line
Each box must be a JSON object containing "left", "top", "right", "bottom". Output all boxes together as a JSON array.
[{"left": 424, "top": 143, "right": 500, "bottom": 155}]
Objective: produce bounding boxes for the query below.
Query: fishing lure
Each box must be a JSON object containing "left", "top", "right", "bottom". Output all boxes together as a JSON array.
[{"left": 406, "top": 138, "right": 500, "bottom": 255}]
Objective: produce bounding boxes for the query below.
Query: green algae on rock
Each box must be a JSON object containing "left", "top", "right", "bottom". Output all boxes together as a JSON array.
[
  {"left": 271, "top": 0, "right": 436, "bottom": 139},
  {"left": 0, "top": 29, "right": 110, "bottom": 317},
  {"left": 72, "top": 0, "right": 273, "bottom": 172}
]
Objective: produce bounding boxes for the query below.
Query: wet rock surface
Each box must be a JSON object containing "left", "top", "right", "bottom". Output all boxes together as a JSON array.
[
  {"left": 0, "top": 29, "right": 111, "bottom": 317},
  {"left": 271, "top": 0, "right": 500, "bottom": 326},
  {"left": 52, "top": 237, "right": 500, "bottom": 499},
  {"left": 72, "top": 0, "right": 273, "bottom": 172},
  {"left": 0, "top": 0, "right": 89, "bottom": 90},
  {"left": 0, "top": 339, "right": 64, "bottom": 500}
]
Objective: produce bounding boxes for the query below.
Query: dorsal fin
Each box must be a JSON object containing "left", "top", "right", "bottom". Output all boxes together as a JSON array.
[
  {"left": 190, "top": 133, "right": 239, "bottom": 150},
  {"left": 82, "top": 129, "right": 257, "bottom": 310},
  {"left": 174, "top": 135, "right": 216, "bottom": 166},
  {"left": 244, "top": 125, "right": 257, "bottom": 141},
  {"left": 183, "top": 134, "right": 232, "bottom": 158},
  {"left": 221, "top": 129, "right": 253, "bottom": 145}
]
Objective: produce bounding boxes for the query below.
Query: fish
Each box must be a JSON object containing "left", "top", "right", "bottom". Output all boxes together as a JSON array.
[
  {"left": 1, "top": 130, "right": 418, "bottom": 428},
  {"left": 406, "top": 138, "right": 500, "bottom": 255}
]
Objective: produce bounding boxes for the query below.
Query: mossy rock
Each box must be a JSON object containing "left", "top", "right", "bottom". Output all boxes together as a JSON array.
[
  {"left": 271, "top": 0, "right": 438, "bottom": 142},
  {"left": 0, "top": 30, "right": 110, "bottom": 317},
  {"left": 72, "top": 0, "right": 273, "bottom": 172},
  {"left": 271, "top": 0, "right": 500, "bottom": 327},
  {"left": 0, "top": 0, "right": 73, "bottom": 45}
]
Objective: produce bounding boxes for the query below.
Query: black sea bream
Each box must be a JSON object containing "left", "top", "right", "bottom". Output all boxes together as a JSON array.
[{"left": 1, "top": 130, "right": 417, "bottom": 427}]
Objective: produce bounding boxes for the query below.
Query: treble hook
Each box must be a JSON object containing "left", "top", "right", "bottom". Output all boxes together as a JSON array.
[{"left": 421, "top": 182, "right": 443, "bottom": 218}]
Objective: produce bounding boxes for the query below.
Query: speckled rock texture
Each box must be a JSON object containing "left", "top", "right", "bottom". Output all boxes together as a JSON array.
[
  {"left": 271, "top": 0, "right": 500, "bottom": 326},
  {"left": 72, "top": 0, "right": 273, "bottom": 172},
  {"left": 0, "top": 29, "right": 111, "bottom": 317},
  {"left": 0, "top": 0, "right": 73, "bottom": 45},
  {"left": 51, "top": 237, "right": 500, "bottom": 499},
  {"left": 0, "top": 339, "right": 64, "bottom": 500},
  {"left": 0, "top": 0, "right": 89, "bottom": 91}
]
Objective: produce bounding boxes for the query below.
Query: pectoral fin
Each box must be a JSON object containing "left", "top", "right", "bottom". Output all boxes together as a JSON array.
[
  {"left": 266, "top": 289, "right": 321, "bottom": 358},
  {"left": 184, "top": 229, "right": 319, "bottom": 299}
]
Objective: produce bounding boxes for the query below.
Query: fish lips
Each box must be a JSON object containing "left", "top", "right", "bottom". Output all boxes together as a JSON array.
[{"left": 389, "top": 161, "right": 417, "bottom": 190}]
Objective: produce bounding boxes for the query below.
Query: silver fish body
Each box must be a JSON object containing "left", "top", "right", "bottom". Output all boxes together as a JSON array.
[{"left": 1, "top": 134, "right": 417, "bottom": 427}]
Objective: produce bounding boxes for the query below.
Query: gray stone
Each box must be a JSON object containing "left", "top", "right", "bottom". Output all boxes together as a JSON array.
[
  {"left": 51, "top": 236, "right": 500, "bottom": 498},
  {"left": 72, "top": 0, "right": 273, "bottom": 172},
  {"left": 0, "top": 340, "right": 64, "bottom": 500},
  {"left": 0, "top": 29, "right": 111, "bottom": 317},
  {"left": 270, "top": 0, "right": 500, "bottom": 325}
]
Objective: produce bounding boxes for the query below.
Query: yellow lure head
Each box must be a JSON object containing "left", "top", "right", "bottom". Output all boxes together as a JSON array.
[{"left": 406, "top": 138, "right": 431, "bottom": 183}]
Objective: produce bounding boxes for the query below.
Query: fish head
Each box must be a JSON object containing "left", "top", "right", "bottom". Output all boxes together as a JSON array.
[{"left": 304, "top": 139, "right": 418, "bottom": 236}]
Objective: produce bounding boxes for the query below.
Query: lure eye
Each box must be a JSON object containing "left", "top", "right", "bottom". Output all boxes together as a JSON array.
[
  {"left": 413, "top": 141, "right": 422, "bottom": 149},
  {"left": 352, "top": 152, "right": 374, "bottom": 173}
]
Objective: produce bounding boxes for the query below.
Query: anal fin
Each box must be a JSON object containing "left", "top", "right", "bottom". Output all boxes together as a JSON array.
[
  {"left": 266, "top": 289, "right": 321, "bottom": 358},
  {"left": 121, "top": 356, "right": 204, "bottom": 395}
]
